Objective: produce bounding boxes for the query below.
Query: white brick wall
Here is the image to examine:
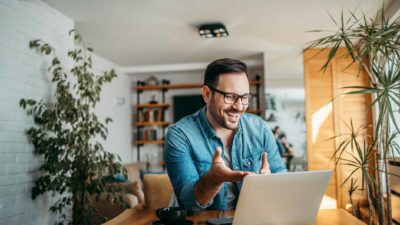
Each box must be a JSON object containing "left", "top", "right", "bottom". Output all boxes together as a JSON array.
[
  {"left": 0, "top": 1, "right": 132, "bottom": 224},
  {"left": 92, "top": 54, "right": 133, "bottom": 163},
  {"left": 0, "top": 1, "right": 74, "bottom": 224}
]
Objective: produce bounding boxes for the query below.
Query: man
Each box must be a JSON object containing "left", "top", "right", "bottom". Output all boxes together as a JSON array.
[
  {"left": 273, "top": 126, "right": 294, "bottom": 170},
  {"left": 164, "top": 58, "right": 287, "bottom": 212}
]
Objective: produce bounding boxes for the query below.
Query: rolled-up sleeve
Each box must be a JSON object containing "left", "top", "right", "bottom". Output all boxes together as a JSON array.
[{"left": 164, "top": 126, "right": 212, "bottom": 210}]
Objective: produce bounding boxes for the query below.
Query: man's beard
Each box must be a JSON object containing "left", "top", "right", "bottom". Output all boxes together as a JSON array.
[{"left": 209, "top": 101, "right": 244, "bottom": 130}]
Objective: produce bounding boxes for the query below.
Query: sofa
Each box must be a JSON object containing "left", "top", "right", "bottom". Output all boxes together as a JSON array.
[
  {"left": 92, "top": 162, "right": 174, "bottom": 223},
  {"left": 92, "top": 163, "right": 145, "bottom": 223}
]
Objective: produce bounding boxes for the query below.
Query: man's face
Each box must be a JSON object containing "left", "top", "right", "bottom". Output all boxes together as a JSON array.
[{"left": 205, "top": 72, "right": 250, "bottom": 130}]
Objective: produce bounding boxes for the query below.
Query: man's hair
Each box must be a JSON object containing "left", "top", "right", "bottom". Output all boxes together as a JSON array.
[{"left": 203, "top": 58, "right": 248, "bottom": 86}]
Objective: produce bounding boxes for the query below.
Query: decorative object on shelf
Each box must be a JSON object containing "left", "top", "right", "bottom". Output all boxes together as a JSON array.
[
  {"left": 21, "top": 30, "right": 126, "bottom": 225},
  {"left": 162, "top": 79, "right": 170, "bottom": 85},
  {"left": 149, "top": 95, "right": 158, "bottom": 104},
  {"left": 145, "top": 76, "right": 159, "bottom": 86}
]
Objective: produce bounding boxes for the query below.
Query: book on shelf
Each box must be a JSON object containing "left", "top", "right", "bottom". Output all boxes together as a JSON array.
[
  {"left": 140, "top": 108, "right": 163, "bottom": 122},
  {"left": 135, "top": 128, "right": 158, "bottom": 142}
]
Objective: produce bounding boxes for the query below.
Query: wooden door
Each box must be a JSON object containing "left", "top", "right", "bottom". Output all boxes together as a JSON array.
[{"left": 304, "top": 48, "right": 372, "bottom": 208}]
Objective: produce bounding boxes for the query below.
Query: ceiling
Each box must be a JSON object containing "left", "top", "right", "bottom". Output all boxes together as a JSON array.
[{"left": 43, "top": 0, "right": 386, "bottom": 68}]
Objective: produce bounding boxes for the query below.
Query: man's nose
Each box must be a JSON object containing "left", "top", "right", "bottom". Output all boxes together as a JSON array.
[{"left": 232, "top": 97, "right": 245, "bottom": 111}]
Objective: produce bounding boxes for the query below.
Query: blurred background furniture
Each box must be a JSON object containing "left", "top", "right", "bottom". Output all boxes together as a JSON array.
[
  {"left": 92, "top": 162, "right": 145, "bottom": 223},
  {"left": 289, "top": 155, "right": 307, "bottom": 172},
  {"left": 142, "top": 173, "right": 174, "bottom": 209},
  {"left": 92, "top": 163, "right": 175, "bottom": 223},
  {"left": 389, "top": 158, "right": 400, "bottom": 224}
]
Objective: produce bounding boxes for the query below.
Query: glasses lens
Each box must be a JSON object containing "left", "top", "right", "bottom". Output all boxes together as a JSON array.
[
  {"left": 241, "top": 95, "right": 250, "bottom": 104},
  {"left": 224, "top": 94, "right": 237, "bottom": 104}
]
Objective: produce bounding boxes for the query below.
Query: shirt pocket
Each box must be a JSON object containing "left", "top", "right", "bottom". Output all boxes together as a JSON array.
[
  {"left": 242, "top": 151, "right": 263, "bottom": 172},
  {"left": 194, "top": 160, "right": 212, "bottom": 177}
]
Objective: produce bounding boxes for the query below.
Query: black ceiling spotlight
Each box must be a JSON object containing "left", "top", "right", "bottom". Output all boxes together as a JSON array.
[{"left": 198, "top": 23, "right": 229, "bottom": 38}]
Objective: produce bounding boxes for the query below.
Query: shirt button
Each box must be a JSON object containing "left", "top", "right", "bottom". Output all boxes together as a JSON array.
[
  {"left": 247, "top": 162, "right": 251, "bottom": 165},
  {"left": 235, "top": 166, "right": 239, "bottom": 170}
]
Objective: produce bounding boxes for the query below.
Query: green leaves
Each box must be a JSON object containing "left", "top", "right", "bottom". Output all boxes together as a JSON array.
[
  {"left": 21, "top": 31, "right": 124, "bottom": 225},
  {"left": 308, "top": 8, "right": 400, "bottom": 224}
]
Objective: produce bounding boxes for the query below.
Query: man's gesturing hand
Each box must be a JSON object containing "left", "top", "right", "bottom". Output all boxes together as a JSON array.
[
  {"left": 259, "top": 152, "right": 271, "bottom": 174},
  {"left": 209, "top": 147, "right": 251, "bottom": 184},
  {"left": 194, "top": 147, "right": 252, "bottom": 205}
]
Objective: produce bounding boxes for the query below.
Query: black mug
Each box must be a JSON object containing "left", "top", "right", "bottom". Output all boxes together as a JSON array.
[{"left": 156, "top": 207, "right": 187, "bottom": 224}]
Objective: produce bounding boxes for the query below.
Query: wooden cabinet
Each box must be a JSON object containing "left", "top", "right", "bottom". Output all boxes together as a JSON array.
[
  {"left": 133, "top": 77, "right": 263, "bottom": 161},
  {"left": 389, "top": 159, "right": 400, "bottom": 224},
  {"left": 304, "top": 48, "right": 373, "bottom": 208}
]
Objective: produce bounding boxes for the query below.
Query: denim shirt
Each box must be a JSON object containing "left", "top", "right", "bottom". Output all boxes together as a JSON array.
[{"left": 164, "top": 106, "right": 287, "bottom": 211}]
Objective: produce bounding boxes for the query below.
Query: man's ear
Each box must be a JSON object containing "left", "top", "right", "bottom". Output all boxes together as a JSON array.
[{"left": 202, "top": 86, "right": 212, "bottom": 103}]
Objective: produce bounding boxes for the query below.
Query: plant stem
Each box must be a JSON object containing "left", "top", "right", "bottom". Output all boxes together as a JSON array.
[
  {"left": 383, "top": 107, "right": 392, "bottom": 225},
  {"left": 367, "top": 182, "right": 374, "bottom": 225}
]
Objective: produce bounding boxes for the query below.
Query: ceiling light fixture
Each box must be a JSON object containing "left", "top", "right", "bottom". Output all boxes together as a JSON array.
[{"left": 198, "top": 23, "right": 229, "bottom": 38}]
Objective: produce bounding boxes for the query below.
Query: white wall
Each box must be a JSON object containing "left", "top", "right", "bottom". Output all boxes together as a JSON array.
[
  {"left": 0, "top": 1, "right": 131, "bottom": 224},
  {"left": 263, "top": 49, "right": 306, "bottom": 157},
  {"left": 265, "top": 89, "right": 306, "bottom": 157},
  {"left": 0, "top": 1, "right": 74, "bottom": 224},
  {"left": 92, "top": 54, "right": 132, "bottom": 163},
  {"left": 264, "top": 48, "right": 304, "bottom": 88}
]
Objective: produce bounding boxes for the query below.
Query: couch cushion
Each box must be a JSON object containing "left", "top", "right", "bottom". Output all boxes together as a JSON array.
[
  {"left": 143, "top": 174, "right": 173, "bottom": 209},
  {"left": 121, "top": 181, "right": 145, "bottom": 206},
  {"left": 124, "top": 163, "right": 143, "bottom": 187}
]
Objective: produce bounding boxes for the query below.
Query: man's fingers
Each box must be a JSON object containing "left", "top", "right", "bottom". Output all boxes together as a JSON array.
[
  {"left": 212, "top": 147, "right": 226, "bottom": 165},
  {"left": 227, "top": 170, "right": 251, "bottom": 182},
  {"left": 262, "top": 152, "right": 268, "bottom": 167},
  {"left": 260, "top": 152, "right": 271, "bottom": 174},
  {"left": 212, "top": 147, "right": 222, "bottom": 163}
]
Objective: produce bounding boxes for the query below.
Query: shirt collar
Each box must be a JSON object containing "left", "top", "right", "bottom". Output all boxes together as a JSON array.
[{"left": 198, "top": 106, "right": 243, "bottom": 139}]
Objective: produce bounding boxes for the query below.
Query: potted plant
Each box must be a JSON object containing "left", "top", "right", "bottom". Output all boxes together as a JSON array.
[
  {"left": 306, "top": 9, "right": 400, "bottom": 225},
  {"left": 20, "top": 30, "right": 127, "bottom": 225}
]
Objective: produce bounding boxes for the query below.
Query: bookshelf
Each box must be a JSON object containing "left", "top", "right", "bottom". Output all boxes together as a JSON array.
[{"left": 133, "top": 75, "right": 262, "bottom": 161}]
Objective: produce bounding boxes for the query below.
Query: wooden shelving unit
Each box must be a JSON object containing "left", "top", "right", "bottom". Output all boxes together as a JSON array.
[
  {"left": 135, "top": 121, "right": 170, "bottom": 127},
  {"left": 134, "top": 80, "right": 262, "bottom": 91},
  {"left": 136, "top": 103, "right": 169, "bottom": 109},
  {"left": 389, "top": 159, "right": 400, "bottom": 224},
  {"left": 136, "top": 83, "right": 202, "bottom": 91},
  {"left": 133, "top": 76, "right": 263, "bottom": 161},
  {"left": 134, "top": 139, "right": 164, "bottom": 145}
]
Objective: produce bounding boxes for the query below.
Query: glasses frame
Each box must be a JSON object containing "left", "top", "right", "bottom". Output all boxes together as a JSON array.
[{"left": 206, "top": 85, "right": 254, "bottom": 105}]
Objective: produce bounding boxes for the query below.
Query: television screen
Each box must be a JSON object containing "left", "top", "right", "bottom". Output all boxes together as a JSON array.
[{"left": 173, "top": 95, "right": 205, "bottom": 122}]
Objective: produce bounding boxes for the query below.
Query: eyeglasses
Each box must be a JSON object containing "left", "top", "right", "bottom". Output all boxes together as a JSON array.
[{"left": 207, "top": 85, "right": 253, "bottom": 105}]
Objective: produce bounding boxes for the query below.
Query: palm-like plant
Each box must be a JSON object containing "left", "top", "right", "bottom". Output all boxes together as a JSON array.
[
  {"left": 306, "top": 9, "right": 400, "bottom": 225},
  {"left": 332, "top": 121, "right": 378, "bottom": 224},
  {"left": 348, "top": 177, "right": 361, "bottom": 219}
]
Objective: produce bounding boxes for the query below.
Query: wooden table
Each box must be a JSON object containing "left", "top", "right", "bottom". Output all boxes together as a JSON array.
[{"left": 104, "top": 208, "right": 365, "bottom": 225}]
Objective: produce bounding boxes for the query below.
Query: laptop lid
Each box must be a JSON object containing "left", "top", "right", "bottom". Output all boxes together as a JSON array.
[{"left": 232, "top": 170, "right": 332, "bottom": 225}]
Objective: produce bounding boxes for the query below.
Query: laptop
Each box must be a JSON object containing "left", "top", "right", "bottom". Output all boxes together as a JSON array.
[{"left": 207, "top": 170, "right": 332, "bottom": 225}]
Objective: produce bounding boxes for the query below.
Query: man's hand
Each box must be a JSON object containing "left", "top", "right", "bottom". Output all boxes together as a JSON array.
[
  {"left": 209, "top": 147, "right": 251, "bottom": 183},
  {"left": 194, "top": 146, "right": 251, "bottom": 205},
  {"left": 259, "top": 152, "right": 271, "bottom": 174}
]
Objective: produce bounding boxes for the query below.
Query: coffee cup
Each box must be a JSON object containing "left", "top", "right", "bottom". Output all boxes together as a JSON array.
[{"left": 155, "top": 207, "right": 187, "bottom": 224}]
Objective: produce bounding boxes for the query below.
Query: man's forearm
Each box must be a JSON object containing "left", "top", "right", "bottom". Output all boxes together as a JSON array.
[{"left": 193, "top": 170, "right": 223, "bottom": 206}]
